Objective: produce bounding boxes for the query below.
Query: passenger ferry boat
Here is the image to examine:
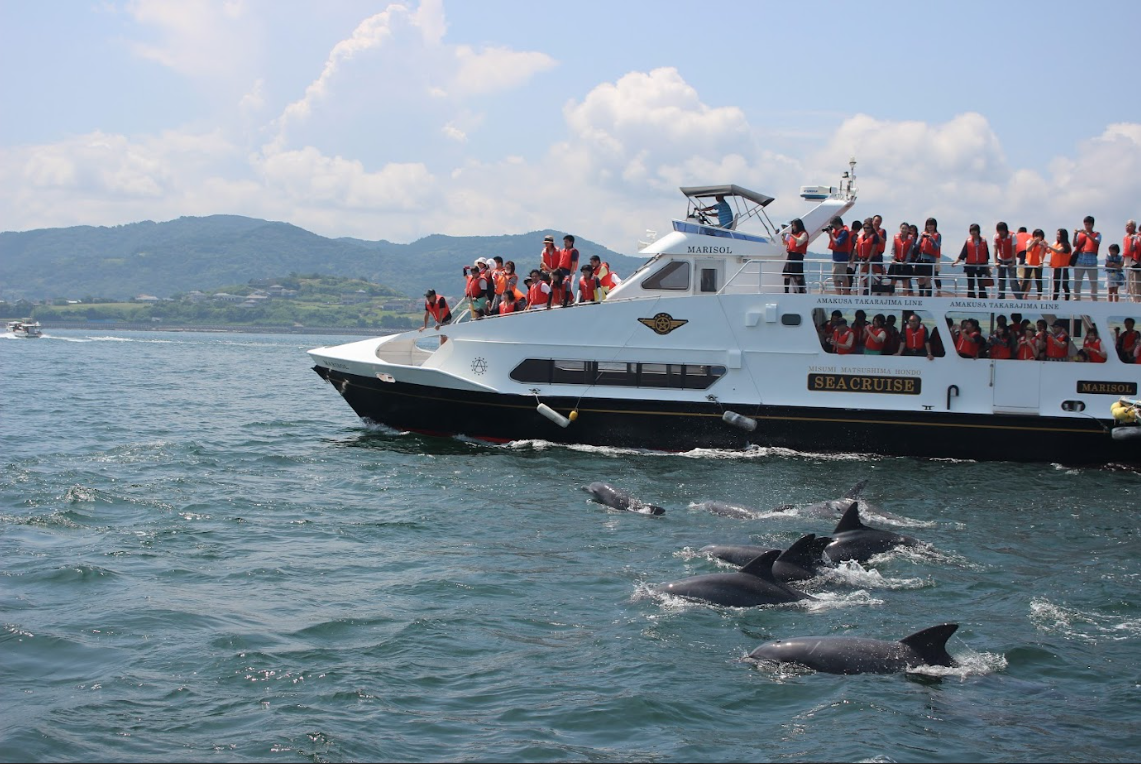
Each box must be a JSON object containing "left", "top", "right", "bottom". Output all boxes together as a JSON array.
[
  {"left": 6, "top": 319, "right": 43, "bottom": 338},
  {"left": 310, "top": 162, "right": 1141, "bottom": 467}
]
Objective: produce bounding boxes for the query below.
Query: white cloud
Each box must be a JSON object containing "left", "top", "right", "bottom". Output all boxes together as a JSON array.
[
  {"left": 125, "top": 0, "right": 257, "bottom": 82},
  {"left": 450, "top": 45, "right": 557, "bottom": 97}
]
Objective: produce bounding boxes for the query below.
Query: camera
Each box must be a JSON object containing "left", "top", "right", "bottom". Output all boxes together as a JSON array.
[{"left": 823, "top": 225, "right": 833, "bottom": 232}]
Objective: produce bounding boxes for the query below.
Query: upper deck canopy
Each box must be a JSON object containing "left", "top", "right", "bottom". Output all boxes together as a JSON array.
[{"left": 679, "top": 184, "right": 775, "bottom": 208}]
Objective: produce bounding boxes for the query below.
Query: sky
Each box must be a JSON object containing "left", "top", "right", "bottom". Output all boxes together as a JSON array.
[{"left": 2, "top": 0, "right": 1140, "bottom": 255}]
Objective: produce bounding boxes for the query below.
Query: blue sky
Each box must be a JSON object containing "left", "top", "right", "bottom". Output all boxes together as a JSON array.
[{"left": 2, "top": 0, "right": 1139, "bottom": 253}]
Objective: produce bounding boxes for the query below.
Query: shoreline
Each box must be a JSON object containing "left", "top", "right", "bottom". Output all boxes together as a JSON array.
[{"left": 28, "top": 320, "right": 385, "bottom": 336}]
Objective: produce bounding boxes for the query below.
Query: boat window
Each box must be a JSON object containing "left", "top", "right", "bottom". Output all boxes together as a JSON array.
[
  {"left": 952, "top": 311, "right": 1101, "bottom": 362},
  {"left": 781, "top": 314, "right": 801, "bottom": 326},
  {"left": 814, "top": 307, "right": 945, "bottom": 357},
  {"left": 1108, "top": 315, "right": 1140, "bottom": 363},
  {"left": 552, "top": 360, "right": 589, "bottom": 384},
  {"left": 699, "top": 268, "right": 718, "bottom": 293},
  {"left": 642, "top": 261, "right": 690, "bottom": 291},
  {"left": 510, "top": 359, "right": 726, "bottom": 389}
]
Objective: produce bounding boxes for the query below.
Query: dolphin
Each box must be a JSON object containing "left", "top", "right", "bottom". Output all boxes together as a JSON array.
[
  {"left": 824, "top": 502, "right": 919, "bottom": 563},
  {"left": 701, "top": 534, "right": 832, "bottom": 582},
  {"left": 770, "top": 479, "right": 869, "bottom": 517},
  {"left": 581, "top": 482, "right": 664, "bottom": 515},
  {"left": 653, "top": 550, "right": 812, "bottom": 606},
  {"left": 691, "top": 500, "right": 763, "bottom": 519},
  {"left": 748, "top": 623, "right": 959, "bottom": 674}
]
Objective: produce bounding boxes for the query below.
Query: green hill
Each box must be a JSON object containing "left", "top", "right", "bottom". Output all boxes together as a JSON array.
[{"left": 0, "top": 215, "right": 646, "bottom": 302}]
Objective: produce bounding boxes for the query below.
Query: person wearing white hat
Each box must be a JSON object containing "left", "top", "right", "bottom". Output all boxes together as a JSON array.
[{"left": 540, "top": 235, "right": 559, "bottom": 276}]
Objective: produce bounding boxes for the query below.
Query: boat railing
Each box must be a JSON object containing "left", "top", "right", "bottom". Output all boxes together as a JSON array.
[{"left": 721, "top": 260, "right": 1137, "bottom": 300}]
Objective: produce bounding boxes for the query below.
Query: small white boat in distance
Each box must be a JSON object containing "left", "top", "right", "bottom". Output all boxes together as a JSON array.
[{"left": 6, "top": 319, "right": 43, "bottom": 338}]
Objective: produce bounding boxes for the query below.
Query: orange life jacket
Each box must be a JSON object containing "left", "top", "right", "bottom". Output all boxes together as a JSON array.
[
  {"left": 864, "top": 326, "right": 886, "bottom": 352},
  {"left": 994, "top": 234, "right": 1015, "bottom": 262},
  {"left": 1084, "top": 336, "right": 1106, "bottom": 363},
  {"left": 1017, "top": 337, "right": 1038, "bottom": 360},
  {"left": 527, "top": 282, "right": 549, "bottom": 307},
  {"left": 1015, "top": 231, "right": 1032, "bottom": 254},
  {"left": 963, "top": 238, "right": 989, "bottom": 265},
  {"left": 1074, "top": 230, "right": 1100, "bottom": 254},
  {"left": 425, "top": 296, "right": 451, "bottom": 324},
  {"left": 498, "top": 298, "right": 517, "bottom": 315},
  {"left": 1046, "top": 330, "right": 1069, "bottom": 359},
  {"left": 1025, "top": 240, "right": 1046, "bottom": 267},
  {"left": 833, "top": 327, "right": 855, "bottom": 354},
  {"left": 579, "top": 275, "right": 600, "bottom": 302},
  {"left": 786, "top": 232, "right": 809, "bottom": 255},
  {"left": 855, "top": 232, "right": 876, "bottom": 261},
  {"left": 1123, "top": 235, "right": 1140, "bottom": 262},
  {"left": 465, "top": 273, "right": 485, "bottom": 298},
  {"left": 989, "top": 336, "right": 1013, "bottom": 359},
  {"left": 955, "top": 328, "right": 981, "bottom": 358},
  {"left": 892, "top": 234, "right": 913, "bottom": 262},
  {"left": 919, "top": 232, "right": 940, "bottom": 257},
  {"left": 905, "top": 324, "right": 928, "bottom": 350}
]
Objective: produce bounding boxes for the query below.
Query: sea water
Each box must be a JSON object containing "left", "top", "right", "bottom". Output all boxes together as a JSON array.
[{"left": 2, "top": 330, "right": 1139, "bottom": 762}]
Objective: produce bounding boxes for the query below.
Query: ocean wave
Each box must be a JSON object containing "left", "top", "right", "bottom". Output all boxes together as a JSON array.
[{"left": 1029, "top": 598, "right": 1141, "bottom": 643}]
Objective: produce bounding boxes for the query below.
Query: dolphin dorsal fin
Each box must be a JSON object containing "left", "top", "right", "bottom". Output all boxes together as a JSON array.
[
  {"left": 832, "top": 501, "right": 865, "bottom": 533},
  {"left": 899, "top": 623, "right": 959, "bottom": 667},
  {"left": 776, "top": 534, "right": 819, "bottom": 567},
  {"left": 739, "top": 550, "right": 781, "bottom": 582},
  {"left": 845, "top": 479, "right": 868, "bottom": 499}
]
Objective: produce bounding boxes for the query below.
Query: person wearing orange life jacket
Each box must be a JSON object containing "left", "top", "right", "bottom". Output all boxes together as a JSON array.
[
  {"left": 987, "top": 325, "right": 1014, "bottom": 360},
  {"left": 463, "top": 261, "right": 489, "bottom": 318},
  {"left": 953, "top": 318, "right": 983, "bottom": 359},
  {"left": 993, "top": 222, "right": 1017, "bottom": 299},
  {"left": 1082, "top": 325, "right": 1107, "bottom": 363},
  {"left": 420, "top": 289, "right": 452, "bottom": 331},
  {"left": 577, "top": 264, "right": 603, "bottom": 303},
  {"left": 588, "top": 255, "right": 620, "bottom": 298},
  {"left": 914, "top": 218, "right": 941, "bottom": 297},
  {"left": 1124, "top": 220, "right": 1141, "bottom": 302},
  {"left": 539, "top": 235, "right": 560, "bottom": 276},
  {"left": 895, "top": 313, "right": 934, "bottom": 360},
  {"left": 863, "top": 314, "right": 888, "bottom": 355},
  {"left": 953, "top": 223, "right": 992, "bottom": 299},
  {"left": 831, "top": 318, "right": 856, "bottom": 355},
  {"left": 546, "top": 271, "right": 572, "bottom": 309},
  {"left": 1071, "top": 215, "right": 1101, "bottom": 301},
  {"left": 889, "top": 222, "right": 915, "bottom": 296},
  {"left": 525, "top": 270, "right": 550, "bottom": 310},
  {"left": 783, "top": 218, "right": 809, "bottom": 293},
  {"left": 1013, "top": 226, "right": 1033, "bottom": 298},
  {"left": 870, "top": 214, "right": 888, "bottom": 290},
  {"left": 1045, "top": 321, "right": 1071, "bottom": 361},
  {"left": 557, "top": 235, "right": 580, "bottom": 297},
  {"left": 852, "top": 218, "right": 879, "bottom": 295},
  {"left": 1016, "top": 325, "right": 1041, "bottom": 360},
  {"left": 1116, "top": 317, "right": 1138, "bottom": 363},
  {"left": 826, "top": 215, "right": 854, "bottom": 294},
  {"left": 1043, "top": 229, "right": 1073, "bottom": 301},
  {"left": 1022, "top": 229, "right": 1049, "bottom": 299}
]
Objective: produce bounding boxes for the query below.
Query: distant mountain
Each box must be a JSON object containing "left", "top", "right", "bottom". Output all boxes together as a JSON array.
[{"left": 0, "top": 215, "right": 647, "bottom": 301}]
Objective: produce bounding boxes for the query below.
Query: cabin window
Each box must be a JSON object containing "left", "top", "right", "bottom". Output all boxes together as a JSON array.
[
  {"left": 813, "top": 307, "right": 945, "bottom": 357},
  {"left": 699, "top": 268, "right": 718, "bottom": 293},
  {"left": 642, "top": 261, "right": 690, "bottom": 291},
  {"left": 510, "top": 359, "right": 726, "bottom": 389},
  {"left": 552, "top": 360, "right": 589, "bottom": 384}
]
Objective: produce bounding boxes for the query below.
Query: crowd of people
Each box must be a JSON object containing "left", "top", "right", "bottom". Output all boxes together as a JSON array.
[
  {"left": 818, "top": 310, "right": 1141, "bottom": 364},
  {"left": 806, "top": 215, "right": 1141, "bottom": 302},
  {"left": 420, "top": 234, "right": 621, "bottom": 331}
]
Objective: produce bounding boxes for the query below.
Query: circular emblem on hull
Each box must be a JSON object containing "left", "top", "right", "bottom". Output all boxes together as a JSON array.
[
  {"left": 638, "top": 312, "right": 689, "bottom": 335},
  {"left": 471, "top": 357, "right": 488, "bottom": 375}
]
